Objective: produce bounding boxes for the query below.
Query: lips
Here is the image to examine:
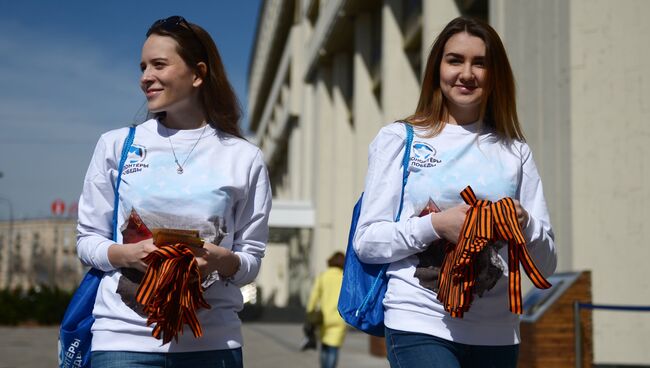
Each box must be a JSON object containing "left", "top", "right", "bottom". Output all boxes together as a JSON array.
[
  {"left": 455, "top": 85, "right": 477, "bottom": 93},
  {"left": 145, "top": 88, "right": 163, "bottom": 99}
]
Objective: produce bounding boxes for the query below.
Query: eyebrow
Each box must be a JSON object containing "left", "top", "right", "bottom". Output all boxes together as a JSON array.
[
  {"left": 444, "top": 52, "right": 485, "bottom": 59},
  {"left": 140, "top": 57, "right": 169, "bottom": 69},
  {"left": 444, "top": 52, "right": 464, "bottom": 58}
]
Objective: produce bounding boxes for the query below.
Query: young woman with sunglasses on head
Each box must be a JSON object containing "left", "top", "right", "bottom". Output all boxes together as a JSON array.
[
  {"left": 76, "top": 16, "right": 271, "bottom": 367},
  {"left": 353, "top": 17, "right": 557, "bottom": 368}
]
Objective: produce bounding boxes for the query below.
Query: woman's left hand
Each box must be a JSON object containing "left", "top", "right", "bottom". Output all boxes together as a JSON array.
[
  {"left": 512, "top": 200, "right": 529, "bottom": 229},
  {"left": 189, "top": 242, "right": 240, "bottom": 279}
]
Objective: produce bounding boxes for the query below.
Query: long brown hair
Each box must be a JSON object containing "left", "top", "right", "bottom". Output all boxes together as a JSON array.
[
  {"left": 407, "top": 17, "right": 524, "bottom": 141},
  {"left": 147, "top": 18, "right": 242, "bottom": 138}
]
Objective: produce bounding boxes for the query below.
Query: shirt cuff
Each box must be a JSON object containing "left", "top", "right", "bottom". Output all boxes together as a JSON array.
[
  {"left": 411, "top": 214, "right": 440, "bottom": 247},
  {"left": 204, "top": 252, "right": 245, "bottom": 287},
  {"left": 523, "top": 215, "right": 539, "bottom": 243},
  {"left": 230, "top": 252, "right": 251, "bottom": 285},
  {"left": 94, "top": 239, "right": 117, "bottom": 272}
]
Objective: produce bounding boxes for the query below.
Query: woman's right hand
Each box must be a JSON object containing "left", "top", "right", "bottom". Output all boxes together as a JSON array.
[
  {"left": 108, "top": 238, "right": 157, "bottom": 272},
  {"left": 430, "top": 204, "right": 470, "bottom": 243}
]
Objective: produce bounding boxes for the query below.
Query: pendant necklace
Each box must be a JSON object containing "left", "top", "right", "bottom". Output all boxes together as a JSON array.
[{"left": 165, "top": 124, "right": 208, "bottom": 174}]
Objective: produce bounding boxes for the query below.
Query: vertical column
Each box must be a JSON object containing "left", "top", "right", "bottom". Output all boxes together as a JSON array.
[
  {"left": 331, "top": 53, "right": 355, "bottom": 256},
  {"left": 353, "top": 13, "right": 384, "bottom": 189},
  {"left": 381, "top": 0, "right": 420, "bottom": 122},
  {"left": 421, "top": 0, "right": 460, "bottom": 73},
  {"left": 490, "top": 0, "right": 571, "bottom": 272},
  {"left": 313, "top": 66, "right": 334, "bottom": 271},
  {"left": 288, "top": 121, "right": 300, "bottom": 201},
  {"left": 287, "top": 28, "right": 302, "bottom": 201},
  {"left": 301, "top": 83, "right": 316, "bottom": 201},
  {"left": 258, "top": 239, "right": 289, "bottom": 307},
  {"left": 303, "top": 81, "right": 318, "bottom": 281},
  {"left": 297, "top": 15, "right": 316, "bottom": 202},
  {"left": 569, "top": 0, "right": 650, "bottom": 363}
]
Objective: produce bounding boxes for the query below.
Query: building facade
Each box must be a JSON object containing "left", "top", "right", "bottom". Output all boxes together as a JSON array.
[
  {"left": 0, "top": 218, "right": 84, "bottom": 291},
  {"left": 249, "top": 0, "right": 650, "bottom": 365}
]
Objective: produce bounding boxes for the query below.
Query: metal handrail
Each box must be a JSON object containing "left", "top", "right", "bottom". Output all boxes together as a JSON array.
[{"left": 574, "top": 302, "right": 650, "bottom": 368}]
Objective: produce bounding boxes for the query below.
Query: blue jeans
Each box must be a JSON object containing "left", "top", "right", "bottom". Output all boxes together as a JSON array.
[
  {"left": 91, "top": 348, "right": 243, "bottom": 368},
  {"left": 320, "top": 344, "right": 339, "bottom": 368},
  {"left": 385, "top": 327, "right": 518, "bottom": 368}
]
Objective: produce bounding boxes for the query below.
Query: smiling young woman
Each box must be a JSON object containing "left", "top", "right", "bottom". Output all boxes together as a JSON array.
[
  {"left": 438, "top": 32, "right": 487, "bottom": 125},
  {"left": 75, "top": 16, "right": 271, "bottom": 368},
  {"left": 139, "top": 34, "right": 205, "bottom": 127},
  {"left": 407, "top": 17, "right": 523, "bottom": 141},
  {"left": 349, "top": 17, "right": 556, "bottom": 368}
]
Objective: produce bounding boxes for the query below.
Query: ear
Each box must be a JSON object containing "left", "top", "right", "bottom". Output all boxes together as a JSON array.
[{"left": 193, "top": 62, "right": 207, "bottom": 88}]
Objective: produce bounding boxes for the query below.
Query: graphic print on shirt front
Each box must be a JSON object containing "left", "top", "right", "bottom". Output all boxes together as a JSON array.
[
  {"left": 116, "top": 207, "right": 229, "bottom": 316},
  {"left": 406, "top": 143, "right": 518, "bottom": 212},
  {"left": 407, "top": 141, "right": 515, "bottom": 297},
  {"left": 115, "top": 144, "right": 233, "bottom": 315}
]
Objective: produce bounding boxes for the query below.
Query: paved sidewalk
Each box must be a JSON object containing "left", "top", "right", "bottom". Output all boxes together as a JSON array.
[
  {"left": 0, "top": 323, "right": 388, "bottom": 368},
  {"left": 242, "top": 323, "right": 388, "bottom": 368}
]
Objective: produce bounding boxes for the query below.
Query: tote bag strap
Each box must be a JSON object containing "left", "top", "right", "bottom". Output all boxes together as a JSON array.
[
  {"left": 359, "top": 122, "right": 414, "bottom": 312},
  {"left": 57, "top": 125, "right": 137, "bottom": 368},
  {"left": 396, "top": 121, "right": 413, "bottom": 222},
  {"left": 112, "top": 125, "right": 136, "bottom": 242}
]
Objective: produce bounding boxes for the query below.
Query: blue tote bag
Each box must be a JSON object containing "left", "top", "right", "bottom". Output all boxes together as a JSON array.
[
  {"left": 338, "top": 122, "right": 413, "bottom": 337},
  {"left": 58, "top": 126, "right": 135, "bottom": 368}
]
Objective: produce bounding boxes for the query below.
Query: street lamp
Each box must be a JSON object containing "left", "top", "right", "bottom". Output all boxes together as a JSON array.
[{"left": 0, "top": 196, "right": 14, "bottom": 289}]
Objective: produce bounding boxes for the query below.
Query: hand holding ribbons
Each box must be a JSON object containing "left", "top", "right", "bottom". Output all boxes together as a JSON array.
[{"left": 437, "top": 186, "right": 551, "bottom": 318}]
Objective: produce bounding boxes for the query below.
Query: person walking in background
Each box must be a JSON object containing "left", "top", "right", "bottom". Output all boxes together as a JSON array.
[
  {"left": 76, "top": 16, "right": 271, "bottom": 368},
  {"left": 305, "top": 251, "right": 347, "bottom": 368},
  {"left": 353, "top": 17, "right": 556, "bottom": 368}
]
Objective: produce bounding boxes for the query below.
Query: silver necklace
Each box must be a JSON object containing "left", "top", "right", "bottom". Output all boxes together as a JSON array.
[{"left": 164, "top": 125, "right": 208, "bottom": 174}]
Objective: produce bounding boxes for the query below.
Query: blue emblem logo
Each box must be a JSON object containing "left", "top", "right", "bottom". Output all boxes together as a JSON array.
[
  {"left": 128, "top": 144, "right": 146, "bottom": 163},
  {"left": 410, "top": 142, "right": 441, "bottom": 169}
]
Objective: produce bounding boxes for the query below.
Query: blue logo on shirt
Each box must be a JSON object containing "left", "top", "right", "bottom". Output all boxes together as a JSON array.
[
  {"left": 128, "top": 145, "right": 147, "bottom": 164},
  {"left": 123, "top": 144, "right": 149, "bottom": 175},
  {"left": 413, "top": 143, "right": 434, "bottom": 159},
  {"left": 411, "top": 142, "right": 441, "bottom": 168}
]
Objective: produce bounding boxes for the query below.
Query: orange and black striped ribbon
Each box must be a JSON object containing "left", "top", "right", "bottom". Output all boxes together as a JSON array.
[
  {"left": 135, "top": 243, "right": 210, "bottom": 344},
  {"left": 491, "top": 197, "right": 552, "bottom": 314},
  {"left": 436, "top": 186, "right": 551, "bottom": 318}
]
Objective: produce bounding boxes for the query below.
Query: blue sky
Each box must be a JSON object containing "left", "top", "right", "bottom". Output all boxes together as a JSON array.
[{"left": 0, "top": 1, "right": 262, "bottom": 219}]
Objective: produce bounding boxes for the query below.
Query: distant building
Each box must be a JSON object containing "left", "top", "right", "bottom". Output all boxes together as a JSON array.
[
  {"left": 249, "top": 0, "right": 650, "bottom": 365},
  {"left": 0, "top": 218, "right": 83, "bottom": 291}
]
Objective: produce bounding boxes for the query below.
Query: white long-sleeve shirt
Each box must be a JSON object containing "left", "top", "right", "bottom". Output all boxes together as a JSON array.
[
  {"left": 354, "top": 122, "right": 556, "bottom": 345},
  {"left": 77, "top": 119, "right": 271, "bottom": 352}
]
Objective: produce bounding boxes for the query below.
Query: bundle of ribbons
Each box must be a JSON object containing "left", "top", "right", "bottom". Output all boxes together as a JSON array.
[
  {"left": 436, "top": 186, "right": 551, "bottom": 318},
  {"left": 136, "top": 241, "right": 210, "bottom": 344},
  {"left": 124, "top": 210, "right": 210, "bottom": 344}
]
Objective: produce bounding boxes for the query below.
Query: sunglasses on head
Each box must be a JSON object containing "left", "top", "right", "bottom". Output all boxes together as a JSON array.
[
  {"left": 147, "top": 15, "right": 200, "bottom": 41},
  {"left": 147, "top": 16, "right": 208, "bottom": 63}
]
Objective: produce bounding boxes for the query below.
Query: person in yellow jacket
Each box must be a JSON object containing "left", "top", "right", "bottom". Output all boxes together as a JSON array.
[{"left": 306, "top": 251, "right": 347, "bottom": 368}]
